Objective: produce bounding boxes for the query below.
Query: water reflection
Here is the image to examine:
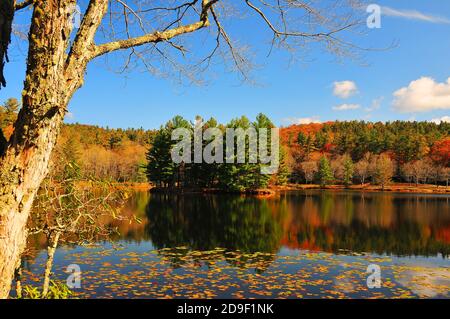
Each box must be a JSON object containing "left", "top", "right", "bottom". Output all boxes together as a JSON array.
[
  {"left": 21, "top": 191, "right": 450, "bottom": 299},
  {"left": 145, "top": 194, "right": 283, "bottom": 254},
  {"left": 143, "top": 191, "right": 450, "bottom": 257}
]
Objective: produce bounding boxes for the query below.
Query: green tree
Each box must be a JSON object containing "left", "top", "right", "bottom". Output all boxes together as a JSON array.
[
  {"left": 343, "top": 156, "right": 354, "bottom": 187},
  {"left": 275, "top": 146, "right": 290, "bottom": 186},
  {"left": 147, "top": 128, "right": 176, "bottom": 187},
  {"left": 297, "top": 132, "right": 307, "bottom": 147},
  {"left": 318, "top": 156, "right": 334, "bottom": 187},
  {"left": 147, "top": 116, "right": 191, "bottom": 188}
]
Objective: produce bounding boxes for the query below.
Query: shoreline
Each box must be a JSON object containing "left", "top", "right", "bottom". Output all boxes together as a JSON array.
[
  {"left": 81, "top": 181, "right": 450, "bottom": 196},
  {"left": 149, "top": 187, "right": 275, "bottom": 197},
  {"left": 273, "top": 183, "right": 450, "bottom": 195},
  {"left": 147, "top": 183, "right": 450, "bottom": 196}
]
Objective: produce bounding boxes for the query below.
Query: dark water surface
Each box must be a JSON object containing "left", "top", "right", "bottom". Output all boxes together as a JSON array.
[{"left": 22, "top": 190, "right": 450, "bottom": 298}]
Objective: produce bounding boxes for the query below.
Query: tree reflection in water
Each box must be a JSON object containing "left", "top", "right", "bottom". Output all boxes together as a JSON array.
[{"left": 145, "top": 191, "right": 450, "bottom": 259}]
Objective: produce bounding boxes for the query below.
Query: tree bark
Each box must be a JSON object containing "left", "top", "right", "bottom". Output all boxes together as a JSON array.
[
  {"left": 0, "top": 1, "right": 83, "bottom": 298},
  {"left": 0, "top": 0, "right": 212, "bottom": 298},
  {"left": 42, "top": 231, "right": 61, "bottom": 298}
]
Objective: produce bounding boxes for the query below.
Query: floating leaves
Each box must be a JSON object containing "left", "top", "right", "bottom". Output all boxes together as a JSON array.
[{"left": 16, "top": 245, "right": 450, "bottom": 299}]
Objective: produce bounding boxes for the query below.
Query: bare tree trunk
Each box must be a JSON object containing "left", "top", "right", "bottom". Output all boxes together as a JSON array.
[
  {"left": 0, "top": 1, "right": 84, "bottom": 298},
  {"left": 42, "top": 231, "right": 61, "bottom": 298},
  {"left": 14, "top": 262, "right": 22, "bottom": 299}
]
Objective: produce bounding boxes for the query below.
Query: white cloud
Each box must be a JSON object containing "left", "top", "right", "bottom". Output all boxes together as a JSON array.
[
  {"left": 365, "top": 97, "right": 384, "bottom": 112},
  {"left": 333, "top": 104, "right": 361, "bottom": 111},
  {"left": 333, "top": 81, "right": 358, "bottom": 99},
  {"left": 430, "top": 116, "right": 450, "bottom": 124},
  {"left": 393, "top": 77, "right": 450, "bottom": 113},
  {"left": 283, "top": 117, "right": 321, "bottom": 125},
  {"left": 381, "top": 6, "right": 450, "bottom": 24}
]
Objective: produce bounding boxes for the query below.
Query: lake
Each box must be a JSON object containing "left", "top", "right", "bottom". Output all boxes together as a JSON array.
[{"left": 21, "top": 190, "right": 450, "bottom": 299}]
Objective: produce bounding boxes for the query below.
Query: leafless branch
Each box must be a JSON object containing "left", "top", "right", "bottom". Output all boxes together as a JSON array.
[
  {"left": 15, "top": 0, "right": 33, "bottom": 11},
  {"left": 90, "top": 0, "right": 219, "bottom": 60}
]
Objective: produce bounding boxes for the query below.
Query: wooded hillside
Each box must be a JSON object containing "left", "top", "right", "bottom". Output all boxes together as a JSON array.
[
  {"left": 2, "top": 98, "right": 449, "bottom": 186},
  {"left": 1, "top": 98, "right": 155, "bottom": 183}
]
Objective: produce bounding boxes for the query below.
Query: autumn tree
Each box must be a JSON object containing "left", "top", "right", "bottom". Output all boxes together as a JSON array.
[
  {"left": 24, "top": 175, "right": 127, "bottom": 298},
  {"left": 402, "top": 159, "right": 433, "bottom": 186},
  {"left": 0, "top": 0, "right": 364, "bottom": 297},
  {"left": 300, "top": 161, "right": 318, "bottom": 184},
  {"left": 430, "top": 138, "right": 450, "bottom": 168},
  {"left": 1, "top": 98, "right": 19, "bottom": 117},
  {"left": 429, "top": 164, "right": 448, "bottom": 187},
  {"left": 0, "top": 98, "right": 20, "bottom": 150},
  {"left": 371, "top": 154, "right": 394, "bottom": 190},
  {"left": 442, "top": 167, "right": 450, "bottom": 187},
  {"left": 354, "top": 153, "right": 371, "bottom": 184}
]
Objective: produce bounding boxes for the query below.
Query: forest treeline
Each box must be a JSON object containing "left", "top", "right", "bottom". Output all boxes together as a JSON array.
[
  {"left": 1, "top": 98, "right": 155, "bottom": 183},
  {"left": 282, "top": 120, "right": 450, "bottom": 187},
  {"left": 2, "top": 97, "right": 449, "bottom": 188},
  {"left": 147, "top": 116, "right": 450, "bottom": 190}
]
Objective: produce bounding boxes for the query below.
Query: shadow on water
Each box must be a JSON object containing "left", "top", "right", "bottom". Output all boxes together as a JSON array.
[{"left": 143, "top": 191, "right": 450, "bottom": 258}]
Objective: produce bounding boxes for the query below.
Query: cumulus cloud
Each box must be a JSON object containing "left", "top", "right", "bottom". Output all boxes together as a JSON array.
[
  {"left": 333, "top": 104, "right": 361, "bottom": 111},
  {"left": 381, "top": 6, "right": 450, "bottom": 24},
  {"left": 430, "top": 116, "right": 450, "bottom": 124},
  {"left": 392, "top": 77, "right": 450, "bottom": 113},
  {"left": 333, "top": 81, "right": 358, "bottom": 99},
  {"left": 283, "top": 117, "right": 321, "bottom": 125}
]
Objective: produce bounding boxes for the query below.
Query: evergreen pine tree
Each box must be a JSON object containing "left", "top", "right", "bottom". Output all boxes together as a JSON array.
[
  {"left": 343, "top": 156, "right": 354, "bottom": 187},
  {"left": 318, "top": 156, "right": 333, "bottom": 187}
]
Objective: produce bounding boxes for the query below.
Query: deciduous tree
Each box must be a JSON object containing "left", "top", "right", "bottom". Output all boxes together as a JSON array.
[{"left": 371, "top": 154, "right": 394, "bottom": 190}]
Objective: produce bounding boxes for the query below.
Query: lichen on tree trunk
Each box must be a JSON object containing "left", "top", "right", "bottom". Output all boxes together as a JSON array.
[
  {"left": 0, "top": 0, "right": 215, "bottom": 298},
  {"left": 0, "top": 0, "right": 82, "bottom": 298}
]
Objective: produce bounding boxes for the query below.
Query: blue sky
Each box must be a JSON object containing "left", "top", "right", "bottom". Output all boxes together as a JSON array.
[{"left": 2, "top": 0, "right": 450, "bottom": 129}]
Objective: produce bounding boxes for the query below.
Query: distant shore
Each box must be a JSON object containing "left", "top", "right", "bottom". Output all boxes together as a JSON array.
[
  {"left": 146, "top": 183, "right": 449, "bottom": 196},
  {"left": 149, "top": 186, "right": 275, "bottom": 197},
  {"left": 274, "top": 183, "right": 450, "bottom": 195}
]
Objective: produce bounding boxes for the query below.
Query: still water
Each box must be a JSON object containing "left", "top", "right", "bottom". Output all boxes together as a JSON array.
[{"left": 22, "top": 190, "right": 450, "bottom": 298}]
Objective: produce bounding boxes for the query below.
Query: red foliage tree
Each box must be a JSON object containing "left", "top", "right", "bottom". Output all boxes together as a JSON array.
[{"left": 431, "top": 138, "right": 450, "bottom": 167}]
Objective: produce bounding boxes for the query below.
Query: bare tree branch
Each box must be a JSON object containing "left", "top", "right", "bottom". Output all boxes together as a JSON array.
[
  {"left": 15, "top": 0, "right": 33, "bottom": 11},
  {"left": 90, "top": 0, "right": 218, "bottom": 60},
  {"left": 245, "top": 0, "right": 359, "bottom": 39},
  {"left": 65, "top": 0, "right": 110, "bottom": 74}
]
